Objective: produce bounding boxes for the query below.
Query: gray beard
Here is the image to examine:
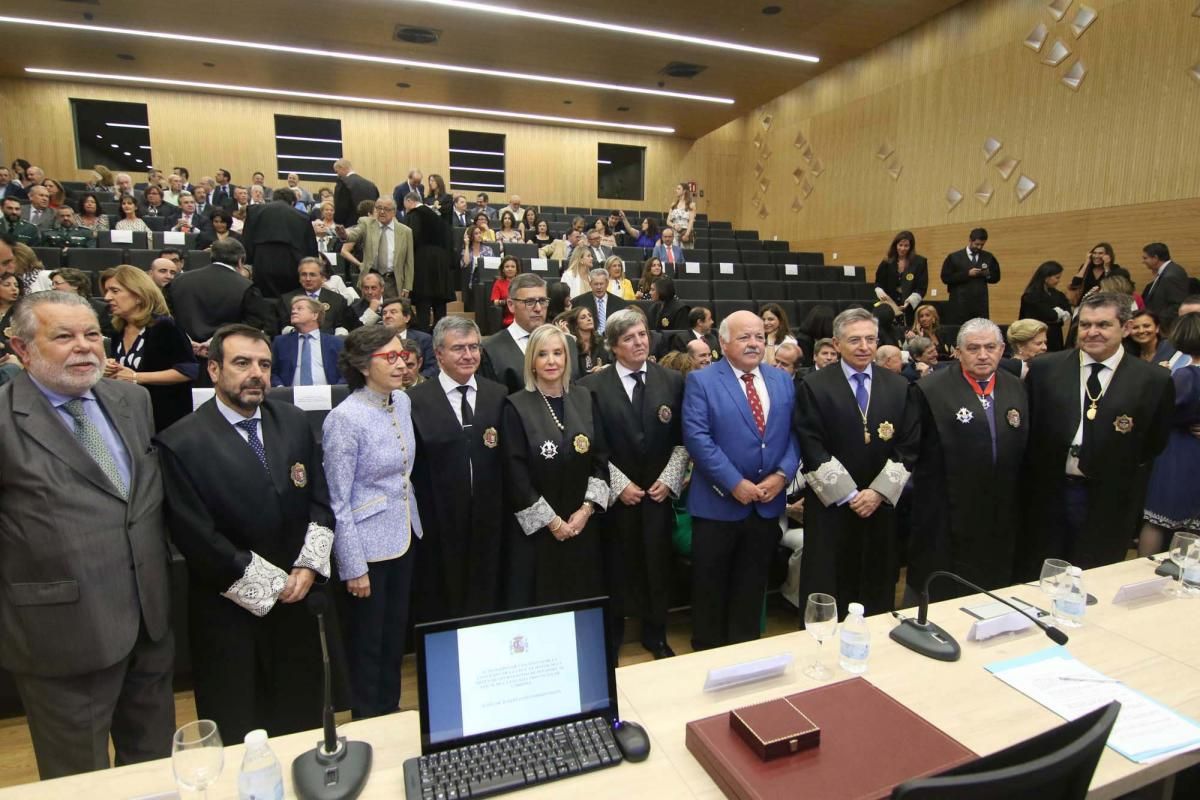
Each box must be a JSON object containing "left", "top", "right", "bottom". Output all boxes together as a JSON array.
[{"left": 27, "top": 345, "right": 102, "bottom": 396}]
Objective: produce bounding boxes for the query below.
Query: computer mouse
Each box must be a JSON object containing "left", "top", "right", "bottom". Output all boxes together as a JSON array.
[{"left": 612, "top": 719, "right": 651, "bottom": 762}]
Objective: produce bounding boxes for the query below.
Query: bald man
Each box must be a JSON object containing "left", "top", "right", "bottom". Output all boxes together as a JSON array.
[
  {"left": 332, "top": 158, "right": 379, "bottom": 226},
  {"left": 685, "top": 338, "right": 712, "bottom": 368},
  {"left": 149, "top": 258, "right": 181, "bottom": 291},
  {"left": 874, "top": 345, "right": 903, "bottom": 374}
]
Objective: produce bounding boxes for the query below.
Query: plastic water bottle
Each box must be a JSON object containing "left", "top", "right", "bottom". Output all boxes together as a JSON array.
[
  {"left": 838, "top": 602, "right": 871, "bottom": 674},
  {"left": 1053, "top": 566, "right": 1086, "bottom": 628},
  {"left": 238, "top": 729, "right": 284, "bottom": 800}
]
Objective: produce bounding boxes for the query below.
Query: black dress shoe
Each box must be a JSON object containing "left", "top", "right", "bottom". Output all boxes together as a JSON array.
[{"left": 642, "top": 641, "right": 676, "bottom": 659}]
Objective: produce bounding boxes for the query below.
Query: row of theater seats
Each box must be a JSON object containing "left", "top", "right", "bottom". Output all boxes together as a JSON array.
[
  {"left": 32, "top": 246, "right": 213, "bottom": 295},
  {"left": 473, "top": 256, "right": 863, "bottom": 283}
]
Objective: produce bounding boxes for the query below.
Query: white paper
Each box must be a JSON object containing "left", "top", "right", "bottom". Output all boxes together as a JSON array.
[
  {"left": 482, "top": 256, "right": 501, "bottom": 270},
  {"left": 163, "top": 231, "right": 186, "bottom": 245},
  {"left": 108, "top": 229, "right": 133, "bottom": 243},
  {"left": 321, "top": 252, "right": 338, "bottom": 267},
  {"left": 843, "top": 265, "right": 856, "bottom": 277},
  {"left": 719, "top": 262, "right": 734, "bottom": 275},
  {"left": 968, "top": 611, "right": 1034, "bottom": 641},
  {"left": 685, "top": 261, "right": 700, "bottom": 275},
  {"left": 704, "top": 653, "right": 793, "bottom": 692},
  {"left": 292, "top": 385, "right": 333, "bottom": 411},
  {"left": 1112, "top": 577, "right": 1170, "bottom": 604},
  {"left": 456, "top": 611, "right": 581, "bottom": 738},
  {"left": 530, "top": 258, "right": 548, "bottom": 272},
  {"left": 784, "top": 264, "right": 798, "bottom": 276},
  {"left": 190, "top": 388, "right": 215, "bottom": 412}
]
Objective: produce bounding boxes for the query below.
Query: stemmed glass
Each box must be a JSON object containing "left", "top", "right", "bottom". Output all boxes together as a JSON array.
[
  {"left": 1168, "top": 532, "right": 1200, "bottom": 598},
  {"left": 1040, "top": 558, "right": 1072, "bottom": 627},
  {"left": 803, "top": 593, "right": 838, "bottom": 681},
  {"left": 172, "top": 720, "right": 223, "bottom": 799}
]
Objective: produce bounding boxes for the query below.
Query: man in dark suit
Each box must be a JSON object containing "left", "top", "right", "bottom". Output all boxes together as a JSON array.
[
  {"left": 167, "top": 238, "right": 275, "bottom": 359},
  {"left": 682, "top": 310, "right": 799, "bottom": 649},
  {"left": 191, "top": 184, "right": 215, "bottom": 218},
  {"left": 170, "top": 193, "right": 212, "bottom": 234},
  {"left": 271, "top": 297, "right": 346, "bottom": 387},
  {"left": 243, "top": 188, "right": 319, "bottom": 299},
  {"left": 1019, "top": 293, "right": 1173, "bottom": 577},
  {"left": 1140, "top": 242, "right": 1189, "bottom": 328},
  {"left": 349, "top": 270, "right": 386, "bottom": 328},
  {"left": 794, "top": 307, "right": 919, "bottom": 617},
  {"left": 940, "top": 227, "right": 1001, "bottom": 323},
  {"left": 380, "top": 296, "right": 437, "bottom": 378},
  {"left": 481, "top": 273, "right": 581, "bottom": 392},
  {"left": 211, "top": 168, "right": 236, "bottom": 208},
  {"left": 155, "top": 324, "right": 335, "bottom": 743},
  {"left": 0, "top": 293, "right": 173, "bottom": 778},
  {"left": 572, "top": 268, "right": 628, "bottom": 335},
  {"left": 582, "top": 309, "right": 686, "bottom": 659},
  {"left": 280, "top": 258, "right": 355, "bottom": 336},
  {"left": 392, "top": 169, "right": 425, "bottom": 210},
  {"left": 670, "top": 306, "right": 720, "bottom": 360},
  {"left": 584, "top": 228, "right": 613, "bottom": 264},
  {"left": 0, "top": 166, "right": 28, "bottom": 201},
  {"left": 408, "top": 316, "right": 507, "bottom": 621},
  {"left": 333, "top": 158, "right": 379, "bottom": 227},
  {"left": 908, "top": 319, "right": 1028, "bottom": 602},
  {"left": 138, "top": 185, "right": 179, "bottom": 225}
]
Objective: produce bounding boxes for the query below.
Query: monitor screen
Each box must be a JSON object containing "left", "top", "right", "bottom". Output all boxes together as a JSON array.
[{"left": 419, "top": 603, "right": 612, "bottom": 748}]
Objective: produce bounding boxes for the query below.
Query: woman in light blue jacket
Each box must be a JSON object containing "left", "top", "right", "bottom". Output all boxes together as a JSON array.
[{"left": 322, "top": 325, "right": 423, "bottom": 719}]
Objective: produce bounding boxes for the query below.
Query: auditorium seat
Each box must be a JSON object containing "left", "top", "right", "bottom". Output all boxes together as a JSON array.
[
  {"left": 708, "top": 220, "right": 733, "bottom": 230},
  {"left": 792, "top": 300, "right": 826, "bottom": 323},
  {"left": 745, "top": 264, "right": 781, "bottom": 281},
  {"left": 712, "top": 299, "right": 756, "bottom": 324},
  {"left": 500, "top": 242, "right": 536, "bottom": 259},
  {"left": 184, "top": 250, "right": 212, "bottom": 270},
  {"left": 733, "top": 230, "right": 759, "bottom": 241},
  {"left": 749, "top": 280, "right": 787, "bottom": 300},
  {"left": 125, "top": 250, "right": 158, "bottom": 270},
  {"left": 739, "top": 249, "right": 772, "bottom": 265},
  {"left": 142, "top": 216, "right": 168, "bottom": 232},
  {"left": 794, "top": 251, "right": 825, "bottom": 265},
  {"left": 537, "top": 205, "right": 564, "bottom": 215},
  {"left": 676, "top": 263, "right": 713, "bottom": 280},
  {"left": 32, "top": 247, "right": 63, "bottom": 269},
  {"left": 99, "top": 230, "right": 148, "bottom": 250},
  {"left": 151, "top": 231, "right": 197, "bottom": 251},
  {"left": 613, "top": 246, "right": 646, "bottom": 263},
  {"left": 681, "top": 248, "right": 705, "bottom": 263},
  {"left": 762, "top": 240, "right": 789, "bottom": 252},
  {"left": 673, "top": 279, "right": 711, "bottom": 302},
  {"left": 564, "top": 206, "right": 589, "bottom": 215},
  {"left": 712, "top": 280, "right": 750, "bottom": 300},
  {"left": 710, "top": 249, "right": 741, "bottom": 264},
  {"left": 786, "top": 283, "right": 822, "bottom": 300},
  {"left": 711, "top": 263, "right": 747, "bottom": 280},
  {"left": 631, "top": 299, "right": 655, "bottom": 319},
  {"left": 64, "top": 247, "right": 125, "bottom": 272}
]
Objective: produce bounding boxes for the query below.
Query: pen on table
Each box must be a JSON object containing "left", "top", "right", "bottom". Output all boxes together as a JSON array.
[{"left": 1059, "top": 676, "right": 1123, "bottom": 684}]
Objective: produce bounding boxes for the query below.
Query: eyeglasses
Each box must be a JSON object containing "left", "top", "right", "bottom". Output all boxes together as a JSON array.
[
  {"left": 513, "top": 298, "right": 550, "bottom": 309},
  {"left": 445, "top": 343, "right": 481, "bottom": 355},
  {"left": 371, "top": 350, "right": 404, "bottom": 364}
]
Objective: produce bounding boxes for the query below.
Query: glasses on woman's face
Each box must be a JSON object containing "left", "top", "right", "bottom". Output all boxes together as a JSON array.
[{"left": 371, "top": 350, "right": 404, "bottom": 364}]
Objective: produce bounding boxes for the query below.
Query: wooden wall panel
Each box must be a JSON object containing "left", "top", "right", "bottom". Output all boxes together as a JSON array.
[{"left": 0, "top": 78, "right": 693, "bottom": 211}]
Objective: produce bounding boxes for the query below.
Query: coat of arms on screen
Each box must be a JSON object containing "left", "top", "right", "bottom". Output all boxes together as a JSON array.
[{"left": 510, "top": 635, "right": 528, "bottom": 655}]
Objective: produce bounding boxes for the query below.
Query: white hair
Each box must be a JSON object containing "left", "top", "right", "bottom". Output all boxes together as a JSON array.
[
  {"left": 832, "top": 307, "right": 878, "bottom": 340},
  {"left": 956, "top": 317, "right": 1003, "bottom": 348}
]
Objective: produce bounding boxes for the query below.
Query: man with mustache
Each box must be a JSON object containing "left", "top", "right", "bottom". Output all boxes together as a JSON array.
[
  {"left": 0, "top": 291, "right": 174, "bottom": 778},
  {"left": 154, "top": 323, "right": 335, "bottom": 742}
]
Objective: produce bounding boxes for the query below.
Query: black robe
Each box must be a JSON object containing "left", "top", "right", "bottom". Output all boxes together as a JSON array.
[
  {"left": 794, "top": 365, "right": 919, "bottom": 616},
  {"left": 650, "top": 298, "right": 691, "bottom": 332},
  {"left": 481, "top": 328, "right": 583, "bottom": 394},
  {"left": 1018, "top": 287, "right": 1070, "bottom": 352},
  {"left": 580, "top": 363, "right": 686, "bottom": 627},
  {"left": 874, "top": 255, "right": 929, "bottom": 327},
  {"left": 502, "top": 387, "right": 610, "bottom": 607},
  {"left": 408, "top": 375, "right": 507, "bottom": 621},
  {"left": 940, "top": 248, "right": 1001, "bottom": 323},
  {"left": 1019, "top": 349, "right": 1174, "bottom": 577},
  {"left": 908, "top": 367, "right": 1029, "bottom": 599},
  {"left": 406, "top": 203, "right": 456, "bottom": 303}
]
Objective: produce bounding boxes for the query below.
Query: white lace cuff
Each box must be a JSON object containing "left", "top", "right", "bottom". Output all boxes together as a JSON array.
[
  {"left": 868, "top": 459, "right": 911, "bottom": 506},
  {"left": 222, "top": 552, "right": 288, "bottom": 617},
  {"left": 657, "top": 446, "right": 689, "bottom": 498},
  {"left": 586, "top": 477, "right": 609, "bottom": 511},
  {"left": 608, "top": 463, "right": 632, "bottom": 507},
  {"left": 294, "top": 523, "right": 334, "bottom": 578},
  {"left": 906, "top": 293, "right": 922, "bottom": 309},
  {"left": 803, "top": 456, "right": 858, "bottom": 507},
  {"left": 516, "top": 497, "right": 555, "bottom": 535}
]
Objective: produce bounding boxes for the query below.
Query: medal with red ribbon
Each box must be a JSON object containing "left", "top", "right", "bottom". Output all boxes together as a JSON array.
[{"left": 962, "top": 368, "right": 995, "bottom": 411}]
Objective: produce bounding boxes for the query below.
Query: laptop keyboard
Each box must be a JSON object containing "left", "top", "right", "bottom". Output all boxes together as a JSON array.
[{"left": 404, "top": 717, "right": 624, "bottom": 799}]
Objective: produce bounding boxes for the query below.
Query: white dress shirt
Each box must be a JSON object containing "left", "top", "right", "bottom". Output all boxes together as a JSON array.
[
  {"left": 728, "top": 359, "right": 770, "bottom": 422},
  {"left": 507, "top": 320, "right": 534, "bottom": 354},
  {"left": 438, "top": 371, "right": 477, "bottom": 426},
  {"left": 615, "top": 360, "right": 647, "bottom": 403},
  {"left": 840, "top": 359, "right": 873, "bottom": 408},
  {"left": 1067, "top": 347, "right": 1123, "bottom": 476},
  {"left": 216, "top": 394, "right": 266, "bottom": 447},
  {"left": 292, "top": 329, "right": 328, "bottom": 386},
  {"left": 378, "top": 221, "right": 396, "bottom": 273}
]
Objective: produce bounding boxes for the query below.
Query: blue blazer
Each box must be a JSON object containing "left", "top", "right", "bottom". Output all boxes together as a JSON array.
[
  {"left": 651, "top": 242, "right": 684, "bottom": 265},
  {"left": 271, "top": 331, "right": 345, "bottom": 387},
  {"left": 683, "top": 360, "right": 799, "bottom": 521}
]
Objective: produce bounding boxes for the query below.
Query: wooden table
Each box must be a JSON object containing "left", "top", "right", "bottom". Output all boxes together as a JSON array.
[{"left": 2, "top": 558, "right": 1197, "bottom": 798}]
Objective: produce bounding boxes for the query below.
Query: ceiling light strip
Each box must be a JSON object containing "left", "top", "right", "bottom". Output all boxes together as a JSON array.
[
  {"left": 448, "top": 148, "right": 504, "bottom": 156},
  {"left": 449, "top": 166, "right": 505, "bottom": 173},
  {"left": 105, "top": 122, "right": 149, "bottom": 128},
  {"left": 276, "top": 135, "right": 343, "bottom": 143},
  {"left": 404, "top": 0, "right": 819, "bottom": 63},
  {"left": 277, "top": 154, "right": 343, "bottom": 160},
  {"left": 25, "top": 68, "right": 677, "bottom": 134},
  {"left": 0, "top": 16, "right": 732, "bottom": 104},
  {"left": 284, "top": 170, "right": 340, "bottom": 177},
  {"left": 450, "top": 181, "right": 506, "bottom": 189}
]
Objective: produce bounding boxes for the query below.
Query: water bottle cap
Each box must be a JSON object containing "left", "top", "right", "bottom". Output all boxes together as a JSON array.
[
  {"left": 1068, "top": 566, "right": 1082, "bottom": 577},
  {"left": 848, "top": 602, "right": 864, "bottom": 616},
  {"left": 244, "top": 729, "right": 268, "bottom": 747}
]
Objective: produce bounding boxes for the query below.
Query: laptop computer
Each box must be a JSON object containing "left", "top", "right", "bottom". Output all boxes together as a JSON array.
[{"left": 403, "top": 597, "right": 625, "bottom": 799}]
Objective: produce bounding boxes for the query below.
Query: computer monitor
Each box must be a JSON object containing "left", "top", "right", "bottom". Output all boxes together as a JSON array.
[{"left": 415, "top": 597, "right": 618, "bottom": 754}]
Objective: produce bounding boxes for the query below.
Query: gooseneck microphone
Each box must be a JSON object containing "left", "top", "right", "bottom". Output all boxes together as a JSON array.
[
  {"left": 889, "top": 570, "right": 1069, "bottom": 662},
  {"left": 293, "top": 592, "right": 373, "bottom": 800}
]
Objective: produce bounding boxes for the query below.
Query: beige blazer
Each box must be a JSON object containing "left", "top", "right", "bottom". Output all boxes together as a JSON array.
[{"left": 349, "top": 218, "right": 415, "bottom": 293}]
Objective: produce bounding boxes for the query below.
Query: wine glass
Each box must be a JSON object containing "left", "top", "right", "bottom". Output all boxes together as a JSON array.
[
  {"left": 172, "top": 720, "right": 223, "bottom": 799},
  {"left": 1168, "top": 532, "right": 1200, "bottom": 598},
  {"left": 803, "top": 593, "right": 838, "bottom": 681}
]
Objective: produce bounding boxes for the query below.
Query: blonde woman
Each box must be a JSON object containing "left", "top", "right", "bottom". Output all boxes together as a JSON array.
[
  {"left": 561, "top": 245, "right": 595, "bottom": 298},
  {"left": 605, "top": 256, "right": 635, "bottom": 300},
  {"left": 1006, "top": 319, "right": 1049, "bottom": 363}
]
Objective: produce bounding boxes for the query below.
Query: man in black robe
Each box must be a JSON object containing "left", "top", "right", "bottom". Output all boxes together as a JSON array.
[
  {"left": 242, "top": 188, "right": 318, "bottom": 299},
  {"left": 908, "top": 318, "right": 1029, "bottom": 601},
  {"left": 481, "top": 273, "right": 581, "bottom": 393},
  {"left": 408, "top": 316, "right": 507, "bottom": 621},
  {"left": 794, "top": 307, "right": 919, "bottom": 617},
  {"left": 581, "top": 309, "right": 687, "bottom": 659},
  {"left": 1019, "top": 293, "right": 1173, "bottom": 577},
  {"left": 402, "top": 192, "right": 455, "bottom": 332},
  {"left": 155, "top": 324, "right": 335, "bottom": 743}
]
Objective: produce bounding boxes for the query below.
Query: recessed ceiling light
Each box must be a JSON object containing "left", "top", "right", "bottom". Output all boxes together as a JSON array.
[
  {"left": 405, "top": 0, "right": 819, "bottom": 63},
  {"left": 0, "top": 15, "right": 733, "bottom": 104},
  {"left": 762, "top": 5, "right": 782, "bottom": 14},
  {"left": 26, "top": 68, "right": 677, "bottom": 134},
  {"left": 122, "top": 151, "right": 131, "bottom": 156}
]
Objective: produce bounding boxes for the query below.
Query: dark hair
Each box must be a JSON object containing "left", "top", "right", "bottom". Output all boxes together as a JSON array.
[
  {"left": 523, "top": 208, "right": 538, "bottom": 228},
  {"left": 217, "top": 169, "right": 231, "bottom": 181},
  {"left": 548, "top": 281, "right": 573, "bottom": 318},
  {"left": 211, "top": 237, "right": 246, "bottom": 265},
  {"left": 565, "top": 306, "right": 602, "bottom": 358},
  {"left": 158, "top": 247, "right": 183, "bottom": 259},
  {"left": 760, "top": 302, "right": 792, "bottom": 346},
  {"left": 1024, "top": 260, "right": 1064, "bottom": 294},
  {"left": 1182, "top": 294, "right": 1200, "bottom": 308},
  {"left": 1170, "top": 312, "right": 1200, "bottom": 357},
  {"left": 886, "top": 230, "right": 916, "bottom": 262},
  {"left": 653, "top": 276, "right": 676, "bottom": 303},
  {"left": 338, "top": 324, "right": 397, "bottom": 390},
  {"left": 498, "top": 255, "right": 520, "bottom": 276},
  {"left": 252, "top": 171, "right": 265, "bottom": 180},
  {"left": 1089, "top": 242, "right": 1115, "bottom": 263},
  {"left": 638, "top": 257, "right": 663, "bottom": 296},
  {"left": 272, "top": 187, "right": 295, "bottom": 203},
  {"left": 210, "top": 209, "right": 233, "bottom": 227},
  {"left": 426, "top": 174, "right": 447, "bottom": 197},
  {"left": 174, "top": 166, "right": 189, "bottom": 179},
  {"left": 381, "top": 296, "right": 414, "bottom": 319},
  {"left": 1143, "top": 242, "right": 1170, "bottom": 262},
  {"left": 143, "top": 185, "right": 163, "bottom": 201},
  {"left": 800, "top": 303, "right": 836, "bottom": 340},
  {"left": 499, "top": 210, "right": 516, "bottom": 229},
  {"left": 1079, "top": 291, "right": 1133, "bottom": 324},
  {"left": 119, "top": 194, "right": 140, "bottom": 216},
  {"left": 77, "top": 192, "right": 102, "bottom": 217},
  {"left": 640, "top": 218, "right": 659, "bottom": 239},
  {"left": 969, "top": 227, "right": 988, "bottom": 242},
  {"left": 1130, "top": 308, "right": 1161, "bottom": 329},
  {"left": 208, "top": 323, "right": 270, "bottom": 366},
  {"left": 592, "top": 217, "right": 610, "bottom": 235},
  {"left": 476, "top": 192, "right": 489, "bottom": 203},
  {"left": 688, "top": 306, "right": 711, "bottom": 328},
  {"left": 11, "top": 158, "right": 30, "bottom": 176}
]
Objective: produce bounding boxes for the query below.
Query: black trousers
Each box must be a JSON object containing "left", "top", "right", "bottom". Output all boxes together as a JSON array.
[
  {"left": 690, "top": 515, "right": 781, "bottom": 650},
  {"left": 14, "top": 624, "right": 175, "bottom": 780},
  {"left": 344, "top": 552, "right": 416, "bottom": 719},
  {"left": 412, "top": 298, "right": 447, "bottom": 332},
  {"left": 250, "top": 242, "right": 302, "bottom": 300}
]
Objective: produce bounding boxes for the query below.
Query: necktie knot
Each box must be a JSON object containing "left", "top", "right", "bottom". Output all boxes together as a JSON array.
[
  {"left": 236, "top": 418, "right": 259, "bottom": 436},
  {"left": 1089, "top": 363, "right": 1104, "bottom": 377},
  {"left": 741, "top": 373, "right": 754, "bottom": 385},
  {"left": 632, "top": 370, "right": 645, "bottom": 386},
  {"left": 62, "top": 397, "right": 87, "bottom": 420}
]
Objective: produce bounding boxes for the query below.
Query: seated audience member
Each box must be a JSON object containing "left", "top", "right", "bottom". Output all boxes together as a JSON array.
[
  {"left": 490, "top": 256, "right": 519, "bottom": 328},
  {"left": 567, "top": 215, "right": 587, "bottom": 238},
  {"left": 472, "top": 212, "right": 496, "bottom": 242},
  {"left": 115, "top": 194, "right": 149, "bottom": 232},
  {"left": 12, "top": 242, "right": 53, "bottom": 293},
  {"left": 1126, "top": 308, "right": 1177, "bottom": 365},
  {"left": 0, "top": 290, "right": 174, "bottom": 780},
  {"left": 280, "top": 258, "right": 354, "bottom": 335},
  {"left": 42, "top": 178, "right": 71, "bottom": 209},
  {"left": 139, "top": 185, "right": 178, "bottom": 221},
  {"left": 158, "top": 248, "right": 184, "bottom": 271},
  {"left": 495, "top": 211, "right": 523, "bottom": 244},
  {"left": 86, "top": 165, "right": 116, "bottom": 196},
  {"left": 0, "top": 165, "right": 28, "bottom": 201},
  {"left": 573, "top": 267, "right": 628, "bottom": 335},
  {"left": 162, "top": 174, "right": 184, "bottom": 206},
  {"left": 605, "top": 256, "right": 635, "bottom": 300},
  {"left": 564, "top": 306, "right": 609, "bottom": 373},
  {"left": 172, "top": 193, "right": 211, "bottom": 233},
  {"left": 74, "top": 192, "right": 109, "bottom": 236},
  {"left": 812, "top": 337, "right": 839, "bottom": 370},
  {"left": 312, "top": 201, "right": 343, "bottom": 252},
  {"left": 196, "top": 209, "right": 240, "bottom": 250},
  {"left": 248, "top": 185, "right": 267, "bottom": 206},
  {"left": 634, "top": 217, "right": 659, "bottom": 249},
  {"left": 398, "top": 338, "right": 425, "bottom": 389},
  {"left": 380, "top": 296, "right": 436, "bottom": 378},
  {"left": 651, "top": 226, "right": 684, "bottom": 269},
  {"left": 671, "top": 306, "right": 720, "bottom": 359},
  {"left": 191, "top": 185, "right": 214, "bottom": 217},
  {"left": 1007, "top": 319, "right": 1049, "bottom": 363},
  {"left": 561, "top": 245, "right": 596, "bottom": 298},
  {"left": 462, "top": 226, "right": 499, "bottom": 285},
  {"left": 649, "top": 276, "right": 690, "bottom": 331},
  {"left": 21, "top": 185, "right": 54, "bottom": 231},
  {"left": 606, "top": 210, "right": 638, "bottom": 248},
  {"left": 271, "top": 297, "right": 345, "bottom": 386},
  {"left": 874, "top": 344, "right": 903, "bottom": 374},
  {"left": 685, "top": 338, "right": 713, "bottom": 368},
  {"left": 761, "top": 302, "right": 797, "bottom": 363},
  {"left": 525, "top": 217, "right": 554, "bottom": 248},
  {"left": 0, "top": 272, "right": 19, "bottom": 359},
  {"left": 902, "top": 335, "right": 937, "bottom": 382},
  {"left": 2, "top": 197, "right": 41, "bottom": 246},
  {"left": 548, "top": 281, "right": 573, "bottom": 320},
  {"left": 906, "top": 303, "right": 952, "bottom": 360},
  {"left": 285, "top": 173, "right": 312, "bottom": 205},
  {"left": 539, "top": 228, "right": 581, "bottom": 262},
  {"left": 592, "top": 217, "right": 616, "bottom": 249},
  {"left": 41, "top": 207, "right": 96, "bottom": 249},
  {"left": 113, "top": 172, "right": 134, "bottom": 199},
  {"left": 447, "top": 194, "right": 471, "bottom": 229},
  {"left": 520, "top": 208, "right": 539, "bottom": 236},
  {"left": 1018, "top": 261, "right": 1071, "bottom": 351},
  {"left": 350, "top": 270, "right": 386, "bottom": 328},
  {"left": 660, "top": 350, "right": 698, "bottom": 374},
  {"left": 148, "top": 257, "right": 181, "bottom": 291},
  {"left": 321, "top": 324, "right": 421, "bottom": 719},
  {"left": 473, "top": 192, "right": 496, "bottom": 221},
  {"left": 101, "top": 265, "right": 198, "bottom": 431},
  {"left": 774, "top": 341, "right": 805, "bottom": 377}
]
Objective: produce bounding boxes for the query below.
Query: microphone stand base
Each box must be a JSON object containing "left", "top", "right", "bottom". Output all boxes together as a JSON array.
[
  {"left": 889, "top": 618, "right": 961, "bottom": 662},
  {"left": 293, "top": 736, "right": 373, "bottom": 800}
]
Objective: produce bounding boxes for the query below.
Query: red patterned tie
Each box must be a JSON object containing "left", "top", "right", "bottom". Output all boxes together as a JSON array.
[{"left": 741, "top": 373, "right": 765, "bottom": 436}]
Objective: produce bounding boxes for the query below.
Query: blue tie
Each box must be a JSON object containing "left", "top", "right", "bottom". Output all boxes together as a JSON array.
[
  {"left": 596, "top": 296, "right": 606, "bottom": 333},
  {"left": 236, "top": 418, "right": 269, "bottom": 472},
  {"left": 300, "top": 333, "right": 314, "bottom": 386},
  {"left": 852, "top": 372, "right": 869, "bottom": 415}
]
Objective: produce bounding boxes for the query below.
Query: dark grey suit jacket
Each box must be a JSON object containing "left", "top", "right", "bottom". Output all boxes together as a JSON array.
[
  {"left": 19, "top": 206, "right": 54, "bottom": 231},
  {"left": 0, "top": 373, "right": 171, "bottom": 677},
  {"left": 481, "top": 327, "right": 582, "bottom": 394}
]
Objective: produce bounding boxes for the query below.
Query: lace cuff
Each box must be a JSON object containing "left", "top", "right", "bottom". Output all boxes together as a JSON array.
[
  {"left": 657, "top": 446, "right": 689, "bottom": 498},
  {"left": 516, "top": 497, "right": 556, "bottom": 535},
  {"left": 905, "top": 292, "right": 922, "bottom": 309},
  {"left": 222, "top": 552, "right": 288, "bottom": 617},
  {"left": 803, "top": 457, "right": 858, "bottom": 507},
  {"left": 868, "top": 459, "right": 911, "bottom": 506},
  {"left": 294, "top": 523, "right": 334, "bottom": 578},
  {"left": 586, "top": 477, "right": 609, "bottom": 511},
  {"left": 608, "top": 463, "right": 632, "bottom": 507}
]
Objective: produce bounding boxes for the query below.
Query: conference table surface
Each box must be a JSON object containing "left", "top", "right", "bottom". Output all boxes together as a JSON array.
[{"left": 2, "top": 557, "right": 1196, "bottom": 799}]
